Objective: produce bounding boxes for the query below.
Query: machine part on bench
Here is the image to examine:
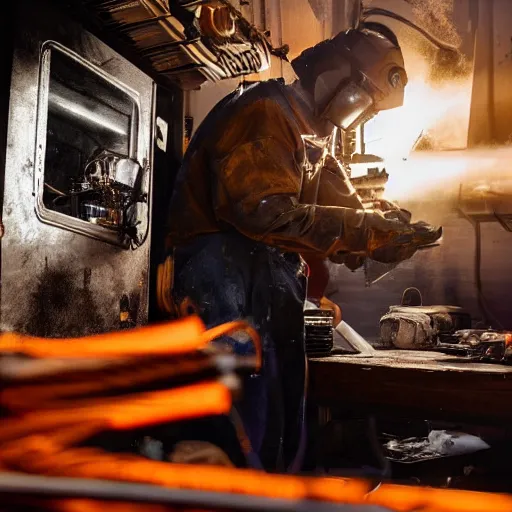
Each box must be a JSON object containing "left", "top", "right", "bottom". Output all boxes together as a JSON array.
[
  {"left": 304, "top": 309, "right": 334, "bottom": 357},
  {"left": 380, "top": 305, "right": 472, "bottom": 350},
  {"left": 438, "top": 329, "right": 512, "bottom": 363},
  {"left": 401, "top": 287, "right": 423, "bottom": 307}
]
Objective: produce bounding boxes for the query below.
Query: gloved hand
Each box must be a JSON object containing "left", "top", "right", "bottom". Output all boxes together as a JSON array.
[
  {"left": 329, "top": 209, "right": 413, "bottom": 255},
  {"left": 370, "top": 221, "right": 442, "bottom": 263},
  {"left": 365, "top": 210, "right": 415, "bottom": 249},
  {"left": 328, "top": 210, "right": 441, "bottom": 265}
]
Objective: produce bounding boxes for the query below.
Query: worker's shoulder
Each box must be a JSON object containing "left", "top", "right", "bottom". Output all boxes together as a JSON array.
[
  {"left": 239, "top": 78, "right": 287, "bottom": 98},
  {"left": 234, "top": 79, "right": 293, "bottom": 115},
  {"left": 192, "top": 79, "right": 298, "bottom": 152}
]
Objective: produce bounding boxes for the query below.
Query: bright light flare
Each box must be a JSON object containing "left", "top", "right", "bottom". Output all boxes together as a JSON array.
[
  {"left": 358, "top": 48, "right": 484, "bottom": 204},
  {"left": 365, "top": 77, "right": 473, "bottom": 161},
  {"left": 363, "top": 45, "right": 473, "bottom": 162},
  {"left": 384, "top": 147, "right": 512, "bottom": 203}
]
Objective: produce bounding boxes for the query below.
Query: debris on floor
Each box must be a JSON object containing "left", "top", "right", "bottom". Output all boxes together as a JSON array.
[{"left": 384, "top": 430, "right": 490, "bottom": 463}]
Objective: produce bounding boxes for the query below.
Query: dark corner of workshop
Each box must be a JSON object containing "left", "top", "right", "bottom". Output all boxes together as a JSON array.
[{"left": 1, "top": 1, "right": 512, "bottom": 511}]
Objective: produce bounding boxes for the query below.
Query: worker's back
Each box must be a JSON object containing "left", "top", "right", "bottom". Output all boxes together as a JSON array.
[{"left": 166, "top": 79, "right": 313, "bottom": 247}]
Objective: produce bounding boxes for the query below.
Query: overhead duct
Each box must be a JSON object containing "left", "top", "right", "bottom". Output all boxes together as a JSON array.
[{"left": 72, "top": 0, "right": 276, "bottom": 90}]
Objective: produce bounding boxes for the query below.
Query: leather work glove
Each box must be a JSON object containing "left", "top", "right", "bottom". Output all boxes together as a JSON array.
[
  {"left": 329, "top": 209, "right": 413, "bottom": 255},
  {"left": 373, "top": 199, "right": 412, "bottom": 223},
  {"left": 328, "top": 210, "right": 442, "bottom": 266},
  {"left": 369, "top": 221, "right": 442, "bottom": 264}
]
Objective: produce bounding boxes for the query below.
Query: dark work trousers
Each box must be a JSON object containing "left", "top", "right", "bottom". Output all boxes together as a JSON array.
[{"left": 172, "top": 232, "right": 308, "bottom": 472}]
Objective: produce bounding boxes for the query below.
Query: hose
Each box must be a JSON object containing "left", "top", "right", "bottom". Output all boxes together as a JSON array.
[
  {"left": 0, "top": 472, "right": 349, "bottom": 512},
  {"left": 362, "top": 7, "right": 460, "bottom": 54},
  {"left": 201, "top": 321, "right": 262, "bottom": 371}
]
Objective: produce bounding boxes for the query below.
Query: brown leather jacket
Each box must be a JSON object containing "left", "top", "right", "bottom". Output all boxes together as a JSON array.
[{"left": 167, "top": 79, "right": 365, "bottom": 256}]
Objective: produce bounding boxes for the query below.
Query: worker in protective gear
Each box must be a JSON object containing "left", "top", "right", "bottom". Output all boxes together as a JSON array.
[{"left": 165, "top": 28, "right": 441, "bottom": 471}]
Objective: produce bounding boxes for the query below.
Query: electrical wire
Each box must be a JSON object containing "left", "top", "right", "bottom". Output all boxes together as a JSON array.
[
  {"left": 229, "top": 408, "right": 264, "bottom": 470},
  {"left": 0, "top": 318, "right": 262, "bottom": 371},
  {"left": 84, "top": 158, "right": 105, "bottom": 174},
  {"left": 44, "top": 183, "right": 67, "bottom": 196}
]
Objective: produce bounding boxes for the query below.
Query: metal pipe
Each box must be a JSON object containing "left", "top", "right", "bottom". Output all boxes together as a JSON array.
[
  {"left": 0, "top": 472, "right": 388, "bottom": 512},
  {"left": 467, "top": 0, "right": 496, "bottom": 146},
  {"left": 48, "top": 81, "right": 130, "bottom": 137},
  {"left": 362, "top": 8, "right": 460, "bottom": 53}
]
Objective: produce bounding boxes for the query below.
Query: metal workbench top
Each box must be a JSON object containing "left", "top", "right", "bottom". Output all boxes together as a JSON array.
[
  {"left": 308, "top": 350, "right": 512, "bottom": 424},
  {"left": 311, "top": 350, "right": 512, "bottom": 373}
]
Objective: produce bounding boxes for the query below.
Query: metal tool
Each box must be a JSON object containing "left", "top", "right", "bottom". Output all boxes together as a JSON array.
[
  {"left": 304, "top": 309, "right": 334, "bottom": 357},
  {"left": 380, "top": 305, "right": 472, "bottom": 350},
  {"left": 438, "top": 329, "right": 512, "bottom": 363}
]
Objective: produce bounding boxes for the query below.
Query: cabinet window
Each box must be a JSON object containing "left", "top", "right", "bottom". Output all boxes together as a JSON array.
[{"left": 36, "top": 42, "right": 147, "bottom": 247}]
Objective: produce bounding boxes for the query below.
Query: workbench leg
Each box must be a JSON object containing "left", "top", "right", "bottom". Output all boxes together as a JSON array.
[{"left": 314, "top": 414, "right": 391, "bottom": 479}]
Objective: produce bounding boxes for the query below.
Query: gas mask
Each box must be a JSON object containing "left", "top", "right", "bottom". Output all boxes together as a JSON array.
[{"left": 292, "top": 29, "right": 408, "bottom": 132}]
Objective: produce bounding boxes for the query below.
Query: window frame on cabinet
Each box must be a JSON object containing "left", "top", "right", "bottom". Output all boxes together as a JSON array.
[{"left": 34, "top": 40, "right": 143, "bottom": 248}]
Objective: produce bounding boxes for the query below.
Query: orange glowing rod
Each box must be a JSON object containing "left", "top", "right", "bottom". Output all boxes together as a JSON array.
[
  {"left": 0, "top": 316, "right": 262, "bottom": 370},
  {"left": 0, "top": 381, "right": 233, "bottom": 444}
]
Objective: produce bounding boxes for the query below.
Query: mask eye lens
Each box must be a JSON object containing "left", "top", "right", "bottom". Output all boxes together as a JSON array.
[{"left": 389, "top": 68, "right": 405, "bottom": 88}]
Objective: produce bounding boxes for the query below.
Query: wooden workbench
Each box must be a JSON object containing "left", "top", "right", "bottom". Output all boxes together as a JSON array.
[{"left": 308, "top": 350, "right": 512, "bottom": 425}]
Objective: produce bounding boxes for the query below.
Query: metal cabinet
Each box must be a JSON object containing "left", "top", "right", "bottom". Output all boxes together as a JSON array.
[{"left": 1, "top": 0, "right": 154, "bottom": 336}]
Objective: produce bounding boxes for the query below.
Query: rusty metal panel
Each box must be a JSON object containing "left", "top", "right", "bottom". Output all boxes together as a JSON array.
[
  {"left": 491, "top": 0, "right": 512, "bottom": 143},
  {"left": 468, "top": 0, "right": 512, "bottom": 145},
  {"left": 467, "top": 0, "right": 494, "bottom": 146},
  {"left": 1, "top": 0, "right": 154, "bottom": 337}
]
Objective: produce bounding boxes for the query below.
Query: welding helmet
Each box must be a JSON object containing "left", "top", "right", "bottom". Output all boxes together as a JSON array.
[{"left": 292, "top": 28, "right": 408, "bottom": 131}]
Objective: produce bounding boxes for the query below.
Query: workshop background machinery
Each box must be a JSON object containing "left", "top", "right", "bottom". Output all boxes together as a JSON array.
[
  {"left": 325, "top": 0, "right": 512, "bottom": 339},
  {"left": 3, "top": 0, "right": 512, "bottom": 343}
]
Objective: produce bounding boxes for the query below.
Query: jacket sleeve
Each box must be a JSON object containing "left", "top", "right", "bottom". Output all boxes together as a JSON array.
[{"left": 211, "top": 99, "right": 369, "bottom": 255}]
